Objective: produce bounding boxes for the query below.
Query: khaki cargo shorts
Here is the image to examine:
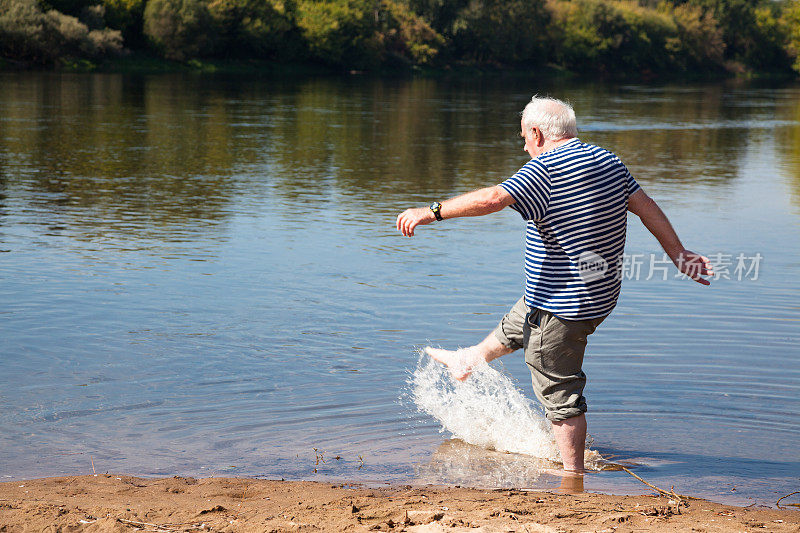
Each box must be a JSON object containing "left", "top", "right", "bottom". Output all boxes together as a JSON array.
[{"left": 493, "top": 297, "right": 606, "bottom": 422}]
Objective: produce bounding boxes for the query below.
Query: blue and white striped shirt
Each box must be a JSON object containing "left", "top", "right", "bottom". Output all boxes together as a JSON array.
[{"left": 499, "top": 139, "right": 640, "bottom": 319}]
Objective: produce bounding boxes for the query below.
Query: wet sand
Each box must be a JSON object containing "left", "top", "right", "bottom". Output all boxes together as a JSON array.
[{"left": 1, "top": 474, "right": 798, "bottom": 532}]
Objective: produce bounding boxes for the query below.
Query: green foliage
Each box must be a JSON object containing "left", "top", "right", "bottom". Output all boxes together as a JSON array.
[
  {"left": 668, "top": 0, "right": 792, "bottom": 71},
  {"left": 102, "top": 0, "right": 145, "bottom": 46},
  {"left": 3, "top": 0, "right": 800, "bottom": 76},
  {"left": 143, "top": 0, "right": 216, "bottom": 60},
  {"left": 41, "top": 0, "right": 95, "bottom": 18},
  {"left": 0, "top": 0, "right": 122, "bottom": 64},
  {"left": 294, "top": 0, "right": 382, "bottom": 67},
  {"left": 783, "top": 0, "right": 800, "bottom": 73},
  {"left": 664, "top": 2, "right": 725, "bottom": 70},
  {"left": 208, "top": 0, "right": 300, "bottom": 59},
  {"left": 677, "top": 0, "right": 756, "bottom": 60},
  {"left": 406, "top": 0, "right": 469, "bottom": 36},
  {"left": 747, "top": 3, "right": 792, "bottom": 72},
  {"left": 407, "top": 0, "right": 548, "bottom": 64},
  {"left": 448, "top": 0, "right": 550, "bottom": 64},
  {"left": 547, "top": 0, "right": 679, "bottom": 72},
  {"left": 376, "top": 0, "right": 443, "bottom": 65}
]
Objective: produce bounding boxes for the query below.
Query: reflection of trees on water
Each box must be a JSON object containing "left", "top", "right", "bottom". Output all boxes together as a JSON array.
[
  {"left": 0, "top": 74, "right": 790, "bottom": 239},
  {"left": 574, "top": 84, "right": 744, "bottom": 191},
  {"left": 264, "top": 79, "right": 754, "bottom": 215},
  {"left": 262, "top": 77, "right": 521, "bottom": 207},
  {"left": 774, "top": 91, "right": 800, "bottom": 213},
  {"left": 0, "top": 74, "right": 250, "bottom": 240},
  {"left": 0, "top": 163, "right": 7, "bottom": 226}
]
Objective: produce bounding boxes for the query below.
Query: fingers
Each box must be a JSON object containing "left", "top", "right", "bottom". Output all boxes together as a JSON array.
[
  {"left": 403, "top": 216, "right": 415, "bottom": 237},
  {"left": 396, "top": 212, "right": 407, "bottom": 236},
  {"left": 397, "top": 213, "right": 411, "bottom": 236},
  {"left": 682, "top": 251, "right": 713, "bottom": 285},
  {"left": 396, "top": 211, "right": 417, "bottom": 237},
  {"left": 397, "top": 208, "right": 428, "bottom": 237},
  {"left": 696, "top": 254, "right": 714, "bottom": 276}
]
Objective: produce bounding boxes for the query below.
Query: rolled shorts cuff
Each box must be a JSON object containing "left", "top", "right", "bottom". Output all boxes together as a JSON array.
[
  {"left": 545, "top": 403, "right": 587, "bottom": 422},
  {"left": 493, "top": 327, "right": 523, "bottom": 351},
  {"left": 492, "top": 297, "right": 528, "bottom": 351}
]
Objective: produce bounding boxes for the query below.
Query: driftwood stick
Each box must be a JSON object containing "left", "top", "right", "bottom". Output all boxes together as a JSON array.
[
  {"left": 777, "top": 491, "right": 800, "bottom": 508},
  {"left": 620, "top": 467, "right": 692, "bottom": 503},
  {"left": 117, "top": 518, "right": 179, "bottom": 531}
]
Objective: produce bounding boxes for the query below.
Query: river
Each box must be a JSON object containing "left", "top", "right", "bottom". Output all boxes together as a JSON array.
[{"left": 0, "top": 72, "right": 798, "bottom": 506}]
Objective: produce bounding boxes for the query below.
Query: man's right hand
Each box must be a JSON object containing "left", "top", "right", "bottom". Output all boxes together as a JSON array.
[
  {"left": 396, "top": 207, "right": 435, "bottom": 237},
  {"left": 396, "top": 186, "right": 515, "bottom": 237}
]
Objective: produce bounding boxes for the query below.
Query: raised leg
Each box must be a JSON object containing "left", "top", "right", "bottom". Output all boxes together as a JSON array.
[{"left": 424, "top": 332, "right": 513, "bottom": 381}]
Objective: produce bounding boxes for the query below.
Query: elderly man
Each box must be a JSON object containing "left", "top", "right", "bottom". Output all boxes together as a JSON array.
[{"left": 396, "top": 96, "right": 712, "bottom": 474}]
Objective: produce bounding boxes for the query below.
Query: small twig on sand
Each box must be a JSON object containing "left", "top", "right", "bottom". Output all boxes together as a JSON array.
[
  {"left": 90, "top": 456, "right": 96, "bottom": 475},
  {"left": 117, "top": 518, "right": 179, "bottom": 531},
  {"left": 777, "top": 491, "right": 800, "bottom": 509},
  {"left": 621, "top": 467, "right": 693, "bottom": 504}
]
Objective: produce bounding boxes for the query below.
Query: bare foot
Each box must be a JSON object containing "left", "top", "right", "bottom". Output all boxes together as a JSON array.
[
  {"left": 424, "top": 346, "right": 484, "bottom": 381},
  {"left": 542, "top": 468, "right": 585, "bottom": 478}
]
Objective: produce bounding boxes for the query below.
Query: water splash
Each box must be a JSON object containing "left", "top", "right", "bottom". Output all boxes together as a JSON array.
[
  {"left": 415, "top": 439, "right": 552, "bottom": 487},
  {"left": 409, "top": 350, "right": 560, "bottom": 461}
]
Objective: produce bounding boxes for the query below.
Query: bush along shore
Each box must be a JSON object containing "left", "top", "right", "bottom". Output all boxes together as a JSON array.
[{"left": 2, "top": 0, "right": 800, "bottom": 78}]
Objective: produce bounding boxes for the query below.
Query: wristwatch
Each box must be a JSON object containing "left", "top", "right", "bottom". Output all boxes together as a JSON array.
[{"left": 430, "top": 201, "right": 443, "bottom": 221}]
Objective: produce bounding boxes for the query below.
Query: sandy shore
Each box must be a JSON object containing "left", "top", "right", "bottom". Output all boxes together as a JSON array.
[{"left": 1, "top": 475, "right": 798, "bottom": 532}]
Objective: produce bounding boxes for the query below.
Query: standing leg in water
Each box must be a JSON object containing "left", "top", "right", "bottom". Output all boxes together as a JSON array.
[
  {"left": 551, "top": 413, "right": 587, "bottom": 473},
  {"left": 425, "top": 333, "right": 513, "bottom": 380}
]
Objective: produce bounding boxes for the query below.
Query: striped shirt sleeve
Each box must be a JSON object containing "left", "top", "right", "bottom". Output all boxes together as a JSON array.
[
  {"left": 499, "top": 159, "right": 552, "bottom": 221},
  {"left": 625, "top": 167, "right": 641, "bottom": 197}
]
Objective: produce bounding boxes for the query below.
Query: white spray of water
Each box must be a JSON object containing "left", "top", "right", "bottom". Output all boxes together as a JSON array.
[{"left": 410, "top": 350, "right": 560, "bottom": 461}]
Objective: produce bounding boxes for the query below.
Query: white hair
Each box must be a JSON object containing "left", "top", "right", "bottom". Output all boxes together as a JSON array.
[{"left": 521, "top": 96, "right": 578, "bottom": 140}]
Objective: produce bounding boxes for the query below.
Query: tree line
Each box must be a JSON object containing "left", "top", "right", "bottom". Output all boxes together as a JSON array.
[{"left": 2, "top": 0, "right": 800, "bottom": 76}]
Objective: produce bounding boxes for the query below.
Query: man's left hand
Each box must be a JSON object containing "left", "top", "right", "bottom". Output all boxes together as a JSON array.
[
  {"left": 396, "top": 207, "right": 435, "bottom": 237},
  {"left": 672, "top": 249, "right": 714, "bottom": 285}
]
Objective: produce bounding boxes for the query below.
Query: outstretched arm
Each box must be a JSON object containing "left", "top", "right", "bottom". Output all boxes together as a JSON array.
[
  {"left": 627, "top": 188, "right": 713, "bottom": 285},
  {"left": 396, "top": 185, "right": 515, "bottom": 237}
]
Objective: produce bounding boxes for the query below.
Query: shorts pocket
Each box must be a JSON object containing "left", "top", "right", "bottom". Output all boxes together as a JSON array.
[{"left": 526, "top": 308, "right": 541, "bottom": 328}]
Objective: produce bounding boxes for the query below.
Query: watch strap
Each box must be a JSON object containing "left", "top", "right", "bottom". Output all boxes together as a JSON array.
[{"left": 430, "top": 201, "right": 443, "bottom": 221}]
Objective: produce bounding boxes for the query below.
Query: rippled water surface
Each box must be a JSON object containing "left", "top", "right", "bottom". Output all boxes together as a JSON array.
[{"left": 1, "top": 73, "right": 798, "bottom": 507}]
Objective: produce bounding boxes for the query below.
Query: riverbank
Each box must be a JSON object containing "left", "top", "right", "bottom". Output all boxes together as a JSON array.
[
  {"left": 1, "top": 474, "right": 797, "bottom": 532},
  {"left": 5, "top": 52, "right": 795, "bottom": 82},
  {"left": 0, "top": 53, "right": 577, "bottom": 79}
]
